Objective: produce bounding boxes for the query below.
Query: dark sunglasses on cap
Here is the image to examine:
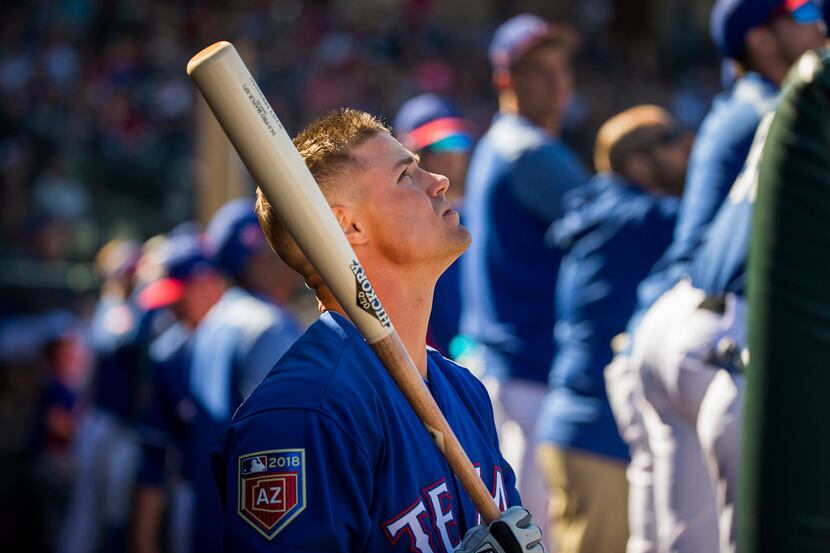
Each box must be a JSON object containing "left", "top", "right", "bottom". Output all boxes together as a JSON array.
[{"left": 653, "top": 127, "right": 684, "bottom": 146}]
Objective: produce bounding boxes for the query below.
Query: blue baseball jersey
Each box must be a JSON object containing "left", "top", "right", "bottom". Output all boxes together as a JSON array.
[
  {"left": 537, "top": 174, "right": 678, "bottom": 460},
  {"left": 461, "top": 113, "right": 589, "bottom": 383},
  {"left": 212, "top": 311, "right": 520, "bottom": 552},
  {"left": 626, "top": 72, "right": 778, "bottom": 335},
  {"left": 688, "top": 112, "right": 775, "bottom": 298},
  {"left": 137, "top": 287, "right": 300, "bottom": 553}
]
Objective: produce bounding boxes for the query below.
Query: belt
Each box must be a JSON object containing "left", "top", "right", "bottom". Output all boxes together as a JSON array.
[
  {"left": 698, "top": 294, "right": 727, "bottom": 314},
  {"left": 696, "top": 294, "right": 746, "bottom": 372}
]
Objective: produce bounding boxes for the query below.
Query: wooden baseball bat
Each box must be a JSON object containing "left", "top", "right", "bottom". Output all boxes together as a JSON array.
[{"left": 187, "top": 41, "right": 501, "bottom": 524}]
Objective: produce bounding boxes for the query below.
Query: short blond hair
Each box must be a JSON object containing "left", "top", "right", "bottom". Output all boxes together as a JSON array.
[
  {"left": 594, "top": 105, "right": 674, "bottom": 173},
  {"left": 254, "top": 108, "right": 389, "bottom": 280}
]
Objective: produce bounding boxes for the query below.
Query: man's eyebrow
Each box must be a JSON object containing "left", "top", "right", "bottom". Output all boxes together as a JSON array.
[{"left": 394, "top": 152, "right": 420, "bottom": 171}]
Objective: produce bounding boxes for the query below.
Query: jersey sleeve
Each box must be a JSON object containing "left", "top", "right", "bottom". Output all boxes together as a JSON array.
[
  {"left": 213, "top": 408, "right": 374, "bottom": 552},
  {"left": 509, "top": 142, "right": 589, "bottom": 224},
  {"left": 671, "top": 104, "right": 760, "bottom": 265}
]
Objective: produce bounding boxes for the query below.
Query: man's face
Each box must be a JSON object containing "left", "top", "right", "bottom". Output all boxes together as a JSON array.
[
  {"left": 769, "top": 12, "right": 826, "bottom": 65},
  {"left": 650, "top": 137, "right": 690, "bottom": 197},
  {"left": 511, "top": 43, "right": 573, "bottom": 127},
  {"left": 348, "top": 133, "right": 471, "bottom": 270},
  {"left": 172, "top": 274, "right": 216, "bottom": 327}
]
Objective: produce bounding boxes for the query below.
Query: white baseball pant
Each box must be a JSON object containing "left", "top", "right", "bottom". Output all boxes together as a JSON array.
[
  {"left": 631, "top": 280, "right": 746, "bottom": 553},
  {"left": 605, "top": 353, "right": 657, "bottom": 553}
]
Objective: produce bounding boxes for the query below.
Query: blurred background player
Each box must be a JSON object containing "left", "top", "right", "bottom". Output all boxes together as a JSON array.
[
  {"left": 394, "top": 94, "right": 472, "bottom": 357},
  {"left": 461, "top": 15, "right": 590, "bottom": 540},
  {"left": 56, "top": 238, "right": 161, "bottom": 553},
  {"left": 683, "top": 107, "right": 771, "bottom": 553},
  {"left": 621, "top": 1, "right": 827, "bottom": 552},
  {"left": 133, "top": 221, "right": 300, "bottom": 553},
  {"left": 536, "top": 106, "right": 686, "bottom": 553},
  {"left": 25, "top": 311, "right": 89, "bottom": 549},
  {"left": 204, "top": 198, "right": 304, "bottom": 312}
]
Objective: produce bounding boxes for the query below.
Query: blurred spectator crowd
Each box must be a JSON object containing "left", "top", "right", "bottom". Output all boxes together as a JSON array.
[{"left": 0, "top": 0, "right": 720, "bottom": 276}]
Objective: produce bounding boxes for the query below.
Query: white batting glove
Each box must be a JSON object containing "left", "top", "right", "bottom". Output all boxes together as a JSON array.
[{"left": 454, "top": 506, "right": 545, "bottom": 553}]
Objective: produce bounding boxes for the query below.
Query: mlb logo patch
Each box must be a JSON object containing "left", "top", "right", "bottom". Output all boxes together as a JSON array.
[{"left": 238, "top": 449, "right": 306, "bottom": 540}]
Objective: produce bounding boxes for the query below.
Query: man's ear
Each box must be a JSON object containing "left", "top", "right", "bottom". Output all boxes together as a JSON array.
[{"left": 331, "top": 205, "right": 368, "bottom": 246}]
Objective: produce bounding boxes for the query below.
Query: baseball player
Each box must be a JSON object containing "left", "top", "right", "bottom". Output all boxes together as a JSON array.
[
  {"left": 57, "top": 239, "right": 171, "bottom": 553},
  {"left": 204, "top": 198, "right": 304, "bottom": 310},
  {"left": 393, "top": 94, "right": 472, "bottom": 357},
  {"left": 622, "top": 2, "right": 826, "bottom": 552},
  {"left": 212, "top": 109, "right": 545, "bottom": 552},
  {"left": 133, "top": 230, "right": 300, "bottom": 553},
  {"left": 683, "top": 110, "right": 773, "bottom": 553},
  {"left": 536, "top": 106, "right": 685, "bottom": 553},
  {"left": 460, "top": 14, "right": 589, "bottom": 532}
]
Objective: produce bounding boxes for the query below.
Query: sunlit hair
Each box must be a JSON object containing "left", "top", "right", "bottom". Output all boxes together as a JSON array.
[
  {"left": 254, "top": 108, "right": 389, "bottom": 282},
  {"left": 594, "top": 105, "right": 674, "bottom": 174}
]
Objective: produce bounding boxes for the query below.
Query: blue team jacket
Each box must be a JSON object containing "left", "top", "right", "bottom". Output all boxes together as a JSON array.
[
  {"left": 688, "top": 112, "right": 775, "bottom": 298},
  {"left": 537, "top": 174, "right": 678, "bottom": 460},
  {"left": 460, "top": 113, "right": 589, "bottom": 383},
  {"left": 213, "top": 311, "right": 520, "bottom": 552},
  {"left": 627, "top": 72, "right": 778, "bottom": 334}
]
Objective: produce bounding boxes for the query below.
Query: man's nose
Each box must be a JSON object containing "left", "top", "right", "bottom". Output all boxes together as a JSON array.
[{"left": 427, "top": 171, "right": 450, "bottom": 197}]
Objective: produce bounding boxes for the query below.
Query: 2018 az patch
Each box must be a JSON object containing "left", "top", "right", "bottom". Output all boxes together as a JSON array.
[{"left": 238, "top": 449, "right": 306, "bottom": 539}]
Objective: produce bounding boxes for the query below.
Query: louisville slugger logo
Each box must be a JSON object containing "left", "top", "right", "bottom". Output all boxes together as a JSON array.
[
  {"left": 242, "top": 81, "right": 279, "bottom": 137},
  {"left": 350, "top": 260, "right": 392, "bottom": 328}
]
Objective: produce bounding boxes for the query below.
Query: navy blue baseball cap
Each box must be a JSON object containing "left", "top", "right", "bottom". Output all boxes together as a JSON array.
[
  {"left": 394, "top": 94, "right": 472, "bottom": 153},
  {"left": 489, "top": 14, "right": 559, "bottom": 73},
  {"left": 138, "top": 233, "right": 214, "bottom": 310},
  {"left": 205, "top": 198, "right": 266, "bottom": 279},
  {"left": 711, "top": 0, "right": 824, "bottom": 59}
]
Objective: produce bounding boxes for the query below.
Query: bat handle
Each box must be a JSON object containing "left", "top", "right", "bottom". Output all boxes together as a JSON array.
[{"left": 371, "top": 333, "right": 502, "bottom": 524}]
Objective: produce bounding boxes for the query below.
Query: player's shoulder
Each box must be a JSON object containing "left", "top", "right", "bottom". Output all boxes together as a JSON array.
[
  {"left": 700, "top": 73, "right": 778, "bottom": 142},
  {"left": 232, "top": 311, "right": 382, "bottom": 423},
  {"left": 486, "top": 113, "right": 553, "bottom": 160},
  {"left": 558, "top": 175, "right": 675, "bottom": 237},
  {"left": 426, "top": 348, "right": 490, "bottom": 403},
  {"left": 217, "top": 287, "right": 288, "bottom": 333},
  {"left": 616, "top": 184, "right": 679, "bottom": 226}
]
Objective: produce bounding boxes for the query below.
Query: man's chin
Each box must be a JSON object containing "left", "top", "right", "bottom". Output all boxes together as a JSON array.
[{"left": 447, "top": 228, "right": 472, "bottom": 259}]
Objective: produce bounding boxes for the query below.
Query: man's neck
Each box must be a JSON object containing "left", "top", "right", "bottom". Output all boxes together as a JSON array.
[
  {"left": 319, "top": 260, "right": 436, "bottom": 378},
  {"left": 743, "top": 57, "right": 786, "bottom": 89}
]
